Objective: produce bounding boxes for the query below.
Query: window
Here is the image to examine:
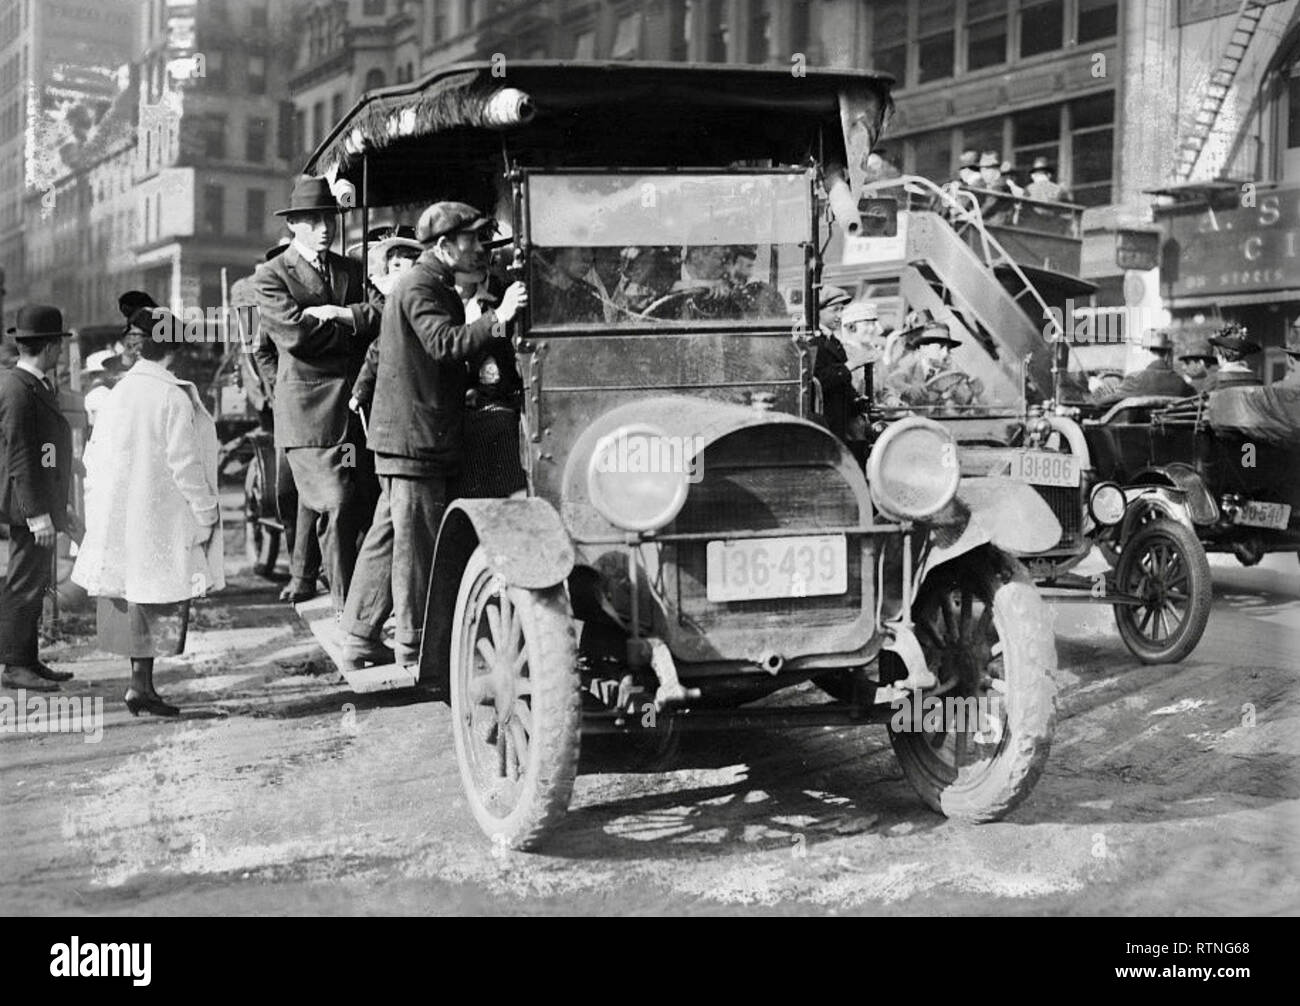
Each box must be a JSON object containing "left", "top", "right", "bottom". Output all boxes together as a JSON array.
[
  {"left": 203, "top": 115, "right": 227, "bottom": 159},
  {"left": 1012, "top": 103, "right": 1060, "bottom": 175},
  {"left": 917, "top": 0, "right": 954, "bottom": 84},
  {"left": 461, "top": 0, "right": 475, "bottom": 32},
  {"left": 292, "top": 108, "right": 305, "bottom": 157},
  {"left": 1077, "top": 0, "right": 1118, "bottom": 44},
  {"left": 1289, "top": 75, "right": 1300, "bottom": 149},
  {"left": 331, "top": 92, "right": 343, "bottom": 127},
  {"left": 1069, "top": 92, "right": 1114, "bottom": 206},
  {"left": 247, "top": 54, "right": 266, "bottom": 94},
  {"left": 1020, "top": 0, "right": 1064, "bottom": 59},
  {"left": 202, "top": 184, "right": 224, "bottom": 234},
  {"left": 748, "top": 1, "right": 771, "bottom": 63},
  {"left": 204, "top": 48, "right": 226, "bottom": 88},
  {"left": 790, "top": 0, "right": 811, "bottom": 54},
  {"left": 910, "top": 128, "right": 954, "bottom": 182},
  {"left": 246, "top": 189, "right": 266, "bottom": 234},
  {"left": 962, "top": 117, "right": 1003, "bottom": 165},
  {"left": 706, "top": 0, "right": 728, "bottom": 62},
  {"left": 245, "top": 117, "right": 267, "bottom": 162},
  {"left": 312, "top": 101, "right": 324, "bottom": 148},
  {"left": 431, "top": 0, "right": 447, "bottom": 42},
  {"left": 363, "top": 0, "right": 386, "bottom": 14},
  {"left": 572, "top": 28, "right": 595, "bottom": 59},
  {"left": 250, "top": 1, "right": 268, "bottom": 30},
  {"left": 669, "top": 0, "right": 690, "bottom": 61},
  {"left": 364, "top": 68, "right": 386, "bottom": 91},
  {"left": 612, "top": 12, "right": 643, "bottom": 60},
  {"left": 966, "top": 0, "right": 1007, "bottom": 72}
]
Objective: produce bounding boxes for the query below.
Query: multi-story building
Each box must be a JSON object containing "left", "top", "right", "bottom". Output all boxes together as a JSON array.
[
  {"left": 132, "top": 0, "right": 295, "bottom": 314},
  {"left": 0, "top": 0, "right": 138, "bottom": 328}
]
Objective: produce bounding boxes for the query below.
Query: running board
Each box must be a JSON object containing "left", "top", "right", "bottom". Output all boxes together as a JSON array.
[{"left": 292, "top": 595, "right": 418, "bottom": 693}]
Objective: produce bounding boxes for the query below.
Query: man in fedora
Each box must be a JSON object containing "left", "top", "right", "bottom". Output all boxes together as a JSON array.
[
  {"left": 1177, "top": 337, "right": 1219, "bottom": 394},
  {"left": 1025, "top": 156, "right": 1070, "bottom": 203},
  {"left": 0, "top": 306, "right": 77, "bottom": 691},
  {"left": 886, "top": 310, "right": 983, "bottom": 407},
  {"left": 1208, "top": 324, "right": 1262, "bottom": 390},
  {"left": 252, "top": 175, "right": 380, "bottom": 615},
  {"left": 1095, "top": 328, "right": 1195, "bottom": 405},
  {"left": 338, "top": 201, "right": 527, "bottom": 673},
  {"left": 1283, "top": 317, "right": 1300, "bottom": 385},
  {"left": 977, "top": 151, "right": 1014, "bottom": 224}
]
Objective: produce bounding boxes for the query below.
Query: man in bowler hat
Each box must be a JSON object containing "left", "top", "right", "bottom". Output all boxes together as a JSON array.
[
  {"left": 0, "top": 306, "right": 77, "bottom": 690},
  {"left": 252, "top": 176, "right": 380, "bottom": 615}
]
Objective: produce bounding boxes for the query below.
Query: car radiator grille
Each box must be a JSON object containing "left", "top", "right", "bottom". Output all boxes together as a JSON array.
[{"left": 1032, "top": 484, "right": 1083, "bottom": 552}]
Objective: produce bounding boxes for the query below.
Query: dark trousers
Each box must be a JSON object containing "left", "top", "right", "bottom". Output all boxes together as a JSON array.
[
  {"left": 342, "top": 474, "right": 446, "bottom": 665},
  {"left": 285, "top": 425, "right": 376, "bottom": 613},
  {"left": 0, "top": 524, "right": 52, "bottom": 666},
  {"left": 275, "top": 446, "right": 321, "bottom": 582}
]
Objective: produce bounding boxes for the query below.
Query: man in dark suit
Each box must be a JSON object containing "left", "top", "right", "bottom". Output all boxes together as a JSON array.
[
  {"left": 1207, "top": 325, "right": 1262, "bottom": 390},
  {"left": 252, "top": 177, "right": 380, "bottom": 615},
  {"left": 339, "top": 202, "right": 526, "bottom": 670},
  {"left": 1094, "top": 329, "right": 1195, "bottom": 405},
  {"left": 0, "top": 305, "right": 77, "bottom": 691}
]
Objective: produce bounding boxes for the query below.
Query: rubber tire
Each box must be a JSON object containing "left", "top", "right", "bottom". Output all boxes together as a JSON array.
[
  {"left": 450, "top": 546, "right": 582, "bottom": 851},
  {"left": 1113, "top": 518, "right": 1211, "bottom": 665},
  {"left": 889, "top": 553, "right": 1057, "bottom": 822}
]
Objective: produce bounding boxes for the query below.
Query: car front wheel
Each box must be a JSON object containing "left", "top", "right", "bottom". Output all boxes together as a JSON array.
[
  {"left": 888, "top": 549, "right": 1057, "bottom": 822},
  {"left": 450, "top": 546, "right": 581, "bottom": 851},
  {"left": 1112, "top": 518, "right": 1211, "bottom": 664}
]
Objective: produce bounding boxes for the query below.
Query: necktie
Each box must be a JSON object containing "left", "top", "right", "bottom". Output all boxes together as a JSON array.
[
  {"left": 315, "top": 255, "right": 334, "bottom": 301},
  {"left": 42, "top": 377, "right": 55, "bottom": 396}
]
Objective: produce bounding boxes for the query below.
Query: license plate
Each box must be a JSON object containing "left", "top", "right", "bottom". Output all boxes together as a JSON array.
[
  {"left": 706, "top": 535, "right": 848, "bottom": 603},
  {"left": 1014, "top": 450, "right": 1080, "bottom": 488},
  {"left": 1237, "top": 500, "right": 1291, "bottom": 530}
]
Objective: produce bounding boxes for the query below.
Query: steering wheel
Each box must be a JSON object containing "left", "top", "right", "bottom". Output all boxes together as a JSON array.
[
  {"left": 923, "top": 370, "right": 973, "bottom": 394},
  {"left": 640, "top": 288, "right": 700, "bottom": 320}
]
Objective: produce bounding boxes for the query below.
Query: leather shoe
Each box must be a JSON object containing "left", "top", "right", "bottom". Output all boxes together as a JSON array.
[
  {"left": 124, "top": 689, "right": 179, "bottom": 717},
  {"left": 2, "top": 665, "right": 60, "bottom": 692},
  {"left": 33, "top": 662, "right": 74, "bottom": 683},
  {"left": 280, "top": 577, "right": 318, "bottom": 603},
  {"left": 340, "top": 635, "right": 394, "bottom": 671}
]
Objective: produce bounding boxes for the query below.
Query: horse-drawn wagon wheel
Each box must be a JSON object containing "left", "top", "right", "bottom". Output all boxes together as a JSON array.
[{"left": 449, "top": 547, "right": 581, "bottom": 851}]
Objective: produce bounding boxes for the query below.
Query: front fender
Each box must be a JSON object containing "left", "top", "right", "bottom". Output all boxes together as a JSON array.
[
  {"left": 921, "top": 476, "right": 1062, "bottom": 578},
  {"left": 1118, "top": 486, "right": 1197, "bottom": 537},
  {"left": 416, "top": 497, "right": 575, "bottom": 691},
  {"left": 1130, "top": 463, "right": 1219, "bottom": 525}
]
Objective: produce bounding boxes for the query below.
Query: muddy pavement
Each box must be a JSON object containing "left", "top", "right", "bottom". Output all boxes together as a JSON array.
[{"left": 1, "top": 518, "right": 1297, "bottom": 915}]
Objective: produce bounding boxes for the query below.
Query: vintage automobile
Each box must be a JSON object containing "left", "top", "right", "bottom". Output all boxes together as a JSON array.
[
  {"left": 826, "top": 175, "right": 1216, "bottom": 665},
  {"left": 306, "top": 61, "right": 1064, "bottom": 850}
]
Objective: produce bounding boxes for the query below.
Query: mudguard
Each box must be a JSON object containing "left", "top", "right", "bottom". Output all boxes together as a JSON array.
[
  {"left": 1129, "top": 463, "right": 1218, "bottom": 525},
  {"left": 417, "top": 497, "right": 575, "bottom": 690},
  {"left": 1117, "top": 485, "right": 1197, "bottom": 537},
  {"left": 920, "top": 476, "right": 1062, "bottom": 579}
]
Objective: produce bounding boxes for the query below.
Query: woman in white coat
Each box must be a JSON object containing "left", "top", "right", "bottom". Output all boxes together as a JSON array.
[{"left": 72, "top": 307, "right": 225, "bottom": 716}]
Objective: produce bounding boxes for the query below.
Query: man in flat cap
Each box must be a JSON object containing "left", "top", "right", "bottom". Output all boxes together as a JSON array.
[
  {"left": 1208, "top": 324, "right": 1262, "bottom": 390},
  {"left": 338, "top": 201, "right": 526, "bottom": 673},
  {"left": 0, "top": 306, "right": 77, "bottom": 691},
  {"left": 252, "top": 176, "right": 380, "bottom": 616},
  {"left": 1282, "top": 318, "right": 1300, "bottom": 385},
  {"left": 1094, "top": 329, "right": 1195, "bottom": 405},
  {"left": 810, "top": 285, "right": 857, "bottom": 440},
  {"left": 1177, "top": 338, "right": 1219, "bottom": 394}
]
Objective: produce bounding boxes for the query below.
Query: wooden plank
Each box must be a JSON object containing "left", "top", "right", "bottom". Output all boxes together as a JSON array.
[{"left": 341, "top": 662, "right": 419, "bottom": 694}]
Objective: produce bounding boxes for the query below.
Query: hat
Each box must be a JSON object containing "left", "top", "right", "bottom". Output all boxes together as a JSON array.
[
  {"left": 1031, "top": 156, "right": 1054, "bottom": 173},
  {"left": 818, "top": 285, "right": 852, "bottom": 310},
  {"left": 898, "top": 308, "right": 961, "bottom": 348},
  {"left": 117, "top": 290, "right": 156, "bottom": 321},
  {"left": 1140, "top": 328, "right": 1172, "bottom": 351},
  {"left": 6, "top": 304, "right": 72, "bottom": 341},
  {"left": 127, "top": 306, "right": 180, "bottom": 340},
  {"left": 1177, "top": 337, "right": 1216, "bottom": 363},
  {"left": 842, "top": 301, "right": 879, "bottom": 324},
  {"left": 979, "top": 151, "right": 1000, "bottom": 169},
  {"left": 415, "top": 201, "right": 496, "bottom": 244},
  {"left": 275, "top": 176, "right": 340, "bottom": 217},
  {"left": 1208, "top": 324, "right": 1261, "bottom": 356},
  {"left": 347, "top": 224, "right": 417, "bottom": 257},
  {"left": 367, "top": 235, "right": 424, "bottom": 274},
  {"left": 959, "top": 149, "right": 978, "bottom": 167}
]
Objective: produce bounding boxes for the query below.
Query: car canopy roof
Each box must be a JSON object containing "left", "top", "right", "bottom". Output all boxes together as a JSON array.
[{"left": 305, "top": 60, "right": 894, "bottom": 208}]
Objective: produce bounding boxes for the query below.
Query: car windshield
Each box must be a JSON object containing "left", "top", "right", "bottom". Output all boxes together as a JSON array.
[{"left": 526, "top": 172, "right": 810, "bottom": 330}]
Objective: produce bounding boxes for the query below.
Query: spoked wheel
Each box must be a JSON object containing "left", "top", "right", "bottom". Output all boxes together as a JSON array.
[
  {"left": 1113, "top": 518, "right": 1211, "bottom": 664},
  {"left": 243, "top": 463, "right": 280, "bottom": 577},
  {"left": 888, "top": 549, "right": 1057, "bottom": 822},
  {"left": 450, "top": 546, "right": 581, "bottom": 851}
]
